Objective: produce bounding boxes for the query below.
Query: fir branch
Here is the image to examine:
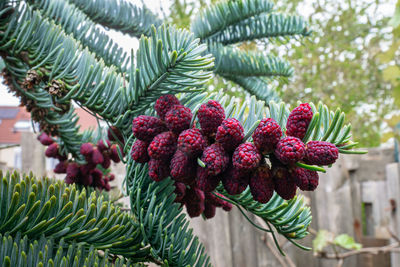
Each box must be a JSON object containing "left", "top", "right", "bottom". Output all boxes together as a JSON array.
[
  {"left": 212, "top": 44, "right": 293, "bottom": 77},
  {"left": 209, "top": 13, "right": 311, "bottom": 45},
  {"left": 191, "top": 0, "right": 274, "bottom": 39},
  {"left": 69, "top": 0, "right": 162, "bottom": 38}
]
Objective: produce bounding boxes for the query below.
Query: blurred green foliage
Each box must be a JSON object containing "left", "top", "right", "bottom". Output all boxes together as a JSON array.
[
  {"left": 167, "top": 0, "right": 399, "bottom": 147},
  {"left": 276, "top": 0, "right": 397, "bottom": 147}
]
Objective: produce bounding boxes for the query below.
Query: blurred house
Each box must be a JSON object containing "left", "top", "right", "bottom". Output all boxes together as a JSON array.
[{"left": 0, "top": 106, "right": 98, "bottom": 171}]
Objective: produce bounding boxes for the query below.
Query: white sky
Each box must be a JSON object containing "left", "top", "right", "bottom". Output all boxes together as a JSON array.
[{"left": 0, "top": 0, "right": 397, "bottom": 106}]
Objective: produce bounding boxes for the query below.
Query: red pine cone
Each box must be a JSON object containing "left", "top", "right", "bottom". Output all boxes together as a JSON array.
[
  {"left": 109, "top": 144, "right": 121, "bottom": 163},
  {"left": 222, "top": 165, "right": 250, "bottom": 195},
  {"left": 196, "top": 166, "right": 221, "bottom": 192},
  {"left": 177, "top": 128, "right": 207, "bottom": 157},
  {"left": 45, "top": 143, "right": 59, "bottom": 158},
  {"left": 92, "top": 148, "right": 104, "bottom": 165},
  {"left": 97, "top": 139, "right": 111, "bottom": 153},
  {"left": 305, "top": 141, "right": 339, "bottom": 165},
  {"left": 80, "top": 173, "right": 93, "bottom": 186},
  {"left": 107, "top": 173, "right": 115, "bottom": 181},
  {"left": 101, "top": 155, "right": 111, "bottom": 169},
  {"left": 148, "top": 159, "right": 170, "bottom": 182},
  {"left": 197, "top": 100, "right": 225, "bottom": 137},
  {"left": 286, "top": 103, "right": 313, "bottom": 140},
  {"left": 155, "top": 94, "right": 181, "bottom": 120},
  {"left": 80, "top": 163, "right": 95, "bottom": 175},
  {"left": 66, "top": 162, "right": 80, "bottom": 180},
  {"left": 186, "top": 202, "right": 205, "bottom": 218},
  {"left": 185, "top": 187, "right": 205, "bottom": 218},
  {"left": 203, "top": 202, "right": 217, "bottom": 219},
  {"left": 249, "top": 165, "right": 274, "bottom": 204},
  {"left": 148, "top": 131, "right": 177, "bottom": 160},
  {"left": 130, "top": 140, "right": 150, "bottom": 163},
  {"left": 174, "top": 182, "right": 186, "bottom": 203},
  {"left": 272, "top": 166, "right": 297, "bottom": 200},
  {"left": 201, "top": 143, "right": 229, "bottom": 176},
  {"left": 54, "top": 161, "right": 67, "bottom": 174},
  {"left": 252, "top": 118, "right": 282, "bottom": 154},
  {"left": 232, "top": 142, "right": 261, "bottom": 171},
  {"left": 205, "top": 192, "right": 232, "bottom": 211},
  {"left": 274, "top": 137, "right": 305, "bottom": 164},
  {"left": 292, "top": 167, "right": 319, "bottom": 191},
  {"left": 170, "top": 150, "right": 196, "bottom": 183},
  {"left": 38, "top": 133, "right": 53, "bottom": 146},
  {"left": 80, "top": 143, "right": 94, "bottom": 158},
  {"left": 165, "top": 105, "right": 192, "bottom": 133},
  {"left": 107, "top": 126, "right": 124, "bottom": 143},
  {"left": 215, "top": 118, "right": 244, "bottom": 152},
  {"left": 185, "top": 187, "right": 205, "bottom": 203},
  {"left": 132, "top": 115, "right": 167, "bottom": 142}
]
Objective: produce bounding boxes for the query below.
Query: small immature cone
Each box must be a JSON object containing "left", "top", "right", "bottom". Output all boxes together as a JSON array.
[
  {"left": 109, "top": 144, "right": 121, "bottom": 163},
  {"left": 80, "top": 143, "right": 94, "bottom": 159},
  {"left": 132, "top": 115, "right": 167, "bottom": 142},
  {"left": 101, "top": 155, "right": 111, "bottom": 169},
  {"left": 80, "top": 173, "right": 93, "bottom": 186},
  {"left": 272, "top": 166, "right": 297, "bottom": 200},
  {"left": 286, "top": 103, "right": 313, "bottom": 140},
  {"left": 54, "top": 161, "right": 67, "bottom": 174},
  {"left": 201, "top": 143, "right": 229, "bottom": 176},
  {"left": 170, "top": 150, "right": 196, "bottom": 184},
  {"left": 155, "top": 94, "right": 181, "bottom": 120},
  {"left": 249, "top": 165, "right": 274, "bottom": 204},
  {"left": 38, "top": 132, "right": 53, "bottom": 146},
  {"left": 66, "top": 162, "right": 80, "bottom": 180},
  {"left": 148, "top": 159, "right": 170, "bottom": 182},
  {"left": 107, "top": 173, "right": 115, "bottom": 181},
  {"left": 203, "top": 202, "right": 217, "bottom": 219},
  {"left": 177, "top": 128, "right": 207, "bottom": 157},
  {"left": 130, "top": 140, "right": 150, "bottom": 163},
  {"left": 91, "top": 148, "right": 104, "bottom": 165},
  {"left": 107, "top": 126, "right": 124, "bottom": 143},
  {"left": 292, "top": 167, "right": 319, "bottom": 191},
  {"left": 197, "top": 100, "right": 225, "bottom": 137},
  {"left": 215, "top": 118, "right": 244, "bottom": 152},
  {"left": 232, "top": 143, "right": 261, "bottom": 171},
  {"left": 97, "top": 139, "right": 111, "bottom": 153},
  {"left": 147, "top": 131, "right": 177, "bottom": 160},
  {"left": 80, "top": 163, "right": 95, "bottom": 175},
  {"left": 252, "top": 118, "right": 282, "bottom": 154},
  {"left": 205, "top": 192, "right": 232, "bottom": 211},
  {"left": 305, "top": 141, "right": 339, "bottom": 166},
  {"left": 174, "top": 182, "right": 186, "bottom": 203},
  {"left": 184, "top": 187, "right": 205, "bottom": 218},
  {"left": 45, "top": 143, "right": 59, "bottom": 158},
  {"left": 196, "top": 166, "right": 221, "bottom": 192},
  {"left": 165, "top": 105, "right": 193, "bottom": 134},
  {"left": 222, "top": 165, "right": 250, "bottom": 195},
  {"left": 274, "top": 137, "right": 305, "bottom": 165}
]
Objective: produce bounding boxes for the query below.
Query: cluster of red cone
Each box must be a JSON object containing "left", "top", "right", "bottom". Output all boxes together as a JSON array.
[
  {"left": 130, "top": 95, "right": 340, "bottom": 218},
  {"left": 38, "top": 127, "right": 124, "bottom": 190}
]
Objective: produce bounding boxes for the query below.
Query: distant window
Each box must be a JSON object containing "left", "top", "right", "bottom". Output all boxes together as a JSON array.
[{"left": 13, "top": 120, "right": 31, "bottom": 132}]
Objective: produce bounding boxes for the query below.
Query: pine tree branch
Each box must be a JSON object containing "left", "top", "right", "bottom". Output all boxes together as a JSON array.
[
  {"left": 209, "top": 13, "right": 311, "bottom": 45},
  {"left": 191, "top": 0, "right": 274, "bottom": 39},
  {"left": 27, "top": 0, "right": 131, "bottom": 72},
  {"left": 212, "top": 44, "right": 293, "bottom": 77},
  {"left": 69, "top": 0, "right": 162, "bottom": 38},
  {"left": 221, "top": 75, "right": 280, "bottom": 102}
]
